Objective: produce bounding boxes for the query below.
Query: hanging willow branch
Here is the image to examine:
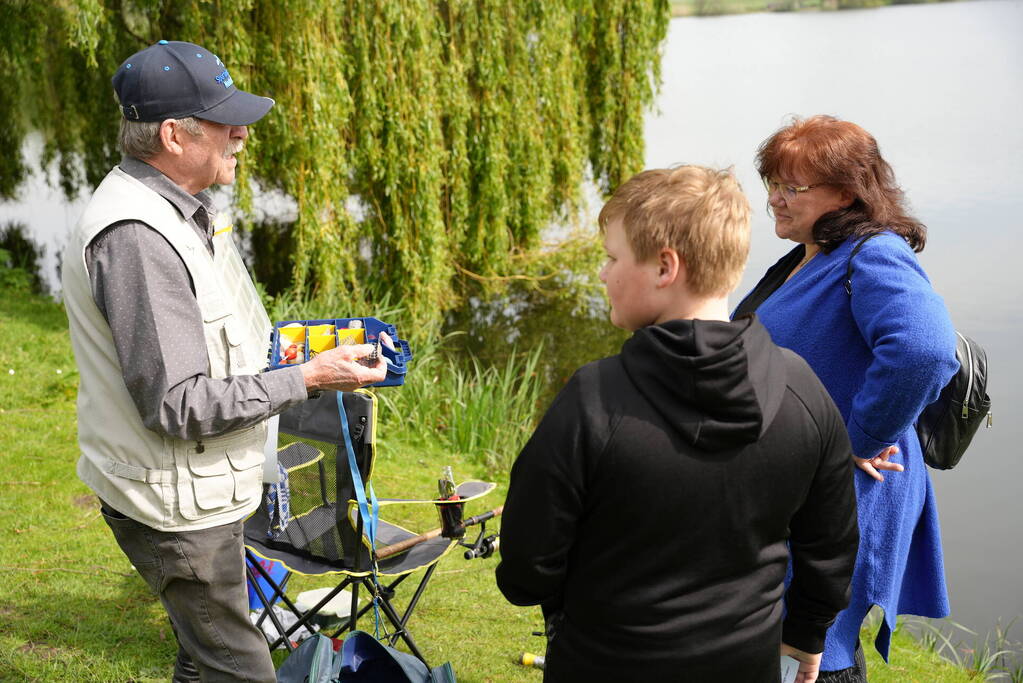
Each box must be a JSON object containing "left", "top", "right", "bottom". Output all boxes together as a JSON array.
[{"left": 0, "top": 0, "right": 669, "bottom": 332}]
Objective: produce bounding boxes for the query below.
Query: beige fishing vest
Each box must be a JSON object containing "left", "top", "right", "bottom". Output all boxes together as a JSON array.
[{"left": 63, "top": 166, "right": 272, "bottom": 531}]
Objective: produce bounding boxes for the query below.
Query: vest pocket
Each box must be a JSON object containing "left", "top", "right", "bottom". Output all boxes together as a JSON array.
[
  {"left": 223, "top": 316, "right": 250, "bottom": 373},
  {"left": 202, "top": 322, "right": 231, "bottom": 380},
  {"left": 184, "top": 450, "right": 232, "bottom": 515},
  {"left": 226, "top": 446, "right": 264, "bottom": 503},
  {"left": 175, "top": 424, "right": 267, "bottom": 521}
]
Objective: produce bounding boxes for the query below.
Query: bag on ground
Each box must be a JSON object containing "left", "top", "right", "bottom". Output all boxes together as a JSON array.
[{"left": 276, "top": 632, "right": 456, "bottom": 683}]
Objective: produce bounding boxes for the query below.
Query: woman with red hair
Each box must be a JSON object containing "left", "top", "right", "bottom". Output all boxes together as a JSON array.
[{"left": 734, "top": 115, "right": 958, "bottom": 682}]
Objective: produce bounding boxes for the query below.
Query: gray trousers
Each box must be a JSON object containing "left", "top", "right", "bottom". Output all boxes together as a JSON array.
[{"left": 101, "top": 502, "right": 276, "bottom": 683}]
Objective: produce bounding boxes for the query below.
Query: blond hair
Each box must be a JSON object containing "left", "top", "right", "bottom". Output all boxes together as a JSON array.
[{"left": 598, "top": 166, "right": 751, "bottom": 297}]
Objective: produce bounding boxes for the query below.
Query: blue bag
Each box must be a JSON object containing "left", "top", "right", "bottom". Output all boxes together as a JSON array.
[
  {"left": 276, "top": 635, "right": 340, "bottom": 683},
  {"left": 276, "top": 632, "right": 456, "bottom": 683},
  {"left": 340, "top": 631, "right": 455, "bottom": 682}
]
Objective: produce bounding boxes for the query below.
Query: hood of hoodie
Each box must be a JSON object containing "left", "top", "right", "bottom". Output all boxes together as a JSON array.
[{"left": 619, "top": 315, "right": 788, "bottom": 452}]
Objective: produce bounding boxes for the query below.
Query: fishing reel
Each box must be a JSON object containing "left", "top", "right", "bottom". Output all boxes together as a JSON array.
[
  {"left": 460, "top": 529, "right": 499, "bottom": 560},
  {"left": 433, "top": 467, "right": 503, "bottom": 560},
  {"left": 436, "top": 498, "right": 501, "bottom": 560}
]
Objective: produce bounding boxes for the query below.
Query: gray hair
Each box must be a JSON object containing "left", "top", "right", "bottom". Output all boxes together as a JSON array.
[{"left": 117, "top": 116, "right": 204, "bottom": 159}]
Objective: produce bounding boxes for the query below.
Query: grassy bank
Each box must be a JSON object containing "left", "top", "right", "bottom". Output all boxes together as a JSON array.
[
  {"left": 670, "top": 0, "right": 958, "bottom": 17},
  {"left": 0, "top": 284, "right": 995, "bottom": 681}
]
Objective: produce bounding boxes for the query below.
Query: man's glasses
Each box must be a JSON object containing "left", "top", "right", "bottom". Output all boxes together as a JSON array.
[{"left": 763, "top": 178, "right": 820, "bottom": 201}]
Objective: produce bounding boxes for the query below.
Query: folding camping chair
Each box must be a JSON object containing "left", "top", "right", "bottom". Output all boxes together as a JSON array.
[{"left": 244, "top": 389, "right": 496, "bottom": 663}]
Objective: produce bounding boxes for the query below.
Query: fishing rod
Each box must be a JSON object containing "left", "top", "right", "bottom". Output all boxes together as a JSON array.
[{"left": 374, "top": 505, "right": 503, "bottom": 561}]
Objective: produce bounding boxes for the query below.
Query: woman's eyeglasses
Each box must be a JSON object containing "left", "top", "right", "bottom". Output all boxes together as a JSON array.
[{"left": 763, "top": 178, "right": 820, "bottom": 200}]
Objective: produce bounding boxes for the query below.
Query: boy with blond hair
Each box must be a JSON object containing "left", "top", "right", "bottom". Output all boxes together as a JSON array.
[{"left": 497, "top": 166, "right": 859, "bottom": 682}]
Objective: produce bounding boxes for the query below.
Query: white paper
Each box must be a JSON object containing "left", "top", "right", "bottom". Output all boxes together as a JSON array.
[
  {"left": 780, "top": 655, "right": 799, "bottom": 683},
  {"left": 261, "top": 414, "right": 280, "bottom": 483}
]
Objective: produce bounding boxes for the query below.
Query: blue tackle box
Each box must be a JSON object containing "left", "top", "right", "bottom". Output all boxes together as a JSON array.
[{"left": 268, "top": 317, "right": 413, "bottom": 387}]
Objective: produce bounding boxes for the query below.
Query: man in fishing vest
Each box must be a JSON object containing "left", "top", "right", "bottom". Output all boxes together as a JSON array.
[{"left": 62, "top": 40, "right": 386, "bottom": 682}]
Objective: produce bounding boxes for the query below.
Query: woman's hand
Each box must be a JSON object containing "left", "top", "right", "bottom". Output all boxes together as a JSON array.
[
  {"left": 780, "top": 642, "right": 822, "bottom": 683},
  {"left": 854, "top": 445, "right": 903, "bottom": 482}
]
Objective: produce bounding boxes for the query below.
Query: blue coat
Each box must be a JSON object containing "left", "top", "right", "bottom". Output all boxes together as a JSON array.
[{"left": 735, "top": 232, "right": 958, "bottom": 671}]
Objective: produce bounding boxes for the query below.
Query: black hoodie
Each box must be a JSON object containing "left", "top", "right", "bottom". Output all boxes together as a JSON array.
[{"left": 497, "top": 316, "right": 858, "bottom": 682}]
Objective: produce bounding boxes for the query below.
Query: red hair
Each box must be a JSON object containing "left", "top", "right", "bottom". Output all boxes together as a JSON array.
[{"left": 756, "top": 115, "right": 926, "bottom": 252}]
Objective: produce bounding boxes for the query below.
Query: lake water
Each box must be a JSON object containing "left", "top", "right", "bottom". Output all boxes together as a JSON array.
[
  {"left": 645, "top": 0, "right": 1023, "bottom": 652},
  {"left": 2, "top": 0, "right": 1021, "bottom": 661}
]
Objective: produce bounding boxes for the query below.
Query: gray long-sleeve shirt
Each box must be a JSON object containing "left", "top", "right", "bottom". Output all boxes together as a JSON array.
[{"left": 84, "top": 156, "right": 306, "bottom": 441}]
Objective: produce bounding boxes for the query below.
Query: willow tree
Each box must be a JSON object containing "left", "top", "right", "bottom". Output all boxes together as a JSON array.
[{"left": 1, "top": 0, "right": 669, "bottom": 330}]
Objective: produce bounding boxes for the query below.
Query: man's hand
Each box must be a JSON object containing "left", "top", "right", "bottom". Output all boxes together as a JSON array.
[
  {"left": 853, "top": 444, "right": 903, "bottom": 482},
  {"left": 780, "top": 643, "right": 822, "bottom": 683},
  {"left": 300, "top": 341, "right": 387, "bottom": 393}
]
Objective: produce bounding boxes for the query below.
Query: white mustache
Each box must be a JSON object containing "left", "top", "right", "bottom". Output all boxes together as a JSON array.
[{"left": 224, "top": 140, "right": 244, "bottom": 158}]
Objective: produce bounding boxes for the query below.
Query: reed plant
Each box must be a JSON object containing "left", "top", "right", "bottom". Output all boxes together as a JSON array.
[
  {"left": 264, "top": 287, "right": 403, "bottom": 327},
  {"left": 904, "top": 616, "right": 1023, "bottom": 680},
  {"left": 376, "top": 334, "right": 547, "bottom": 476}
]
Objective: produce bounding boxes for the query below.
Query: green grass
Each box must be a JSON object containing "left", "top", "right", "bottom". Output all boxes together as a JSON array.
[
  {"left": 861, "top": 625, "right": 984, "bottom": 682},
  {"left": 0, "top": 282, "right": 1004, "bottom": 681}
]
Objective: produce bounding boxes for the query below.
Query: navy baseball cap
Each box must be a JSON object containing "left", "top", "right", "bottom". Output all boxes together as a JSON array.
[{"left": 112, "top": 40, "right": 274, "bottom": 126}]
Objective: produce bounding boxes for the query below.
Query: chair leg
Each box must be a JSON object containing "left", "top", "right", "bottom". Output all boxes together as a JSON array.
[
  {"left": 251, "top": 573, "right": 290, "bottom": 628},
  {"left": 346, "top": 572, "right": 409, "bottom": 628},
  {"left": 246, "top": 550, "right": 358, "bottom": 651},
  {"left": 245, "top": 557, "right": 296, "bottom": 653},
  {"left": 397, "top": 563, "right": 437, "bottom": 634},
  {"left": 378, "top": 594, "right": 428, "bottom": 663},
  {"left": 328, "top": 577, "right": 384, "bottom": 638},
  {"left": 356, "top": 576, "right": 429, "bottom": 665},
  {"left": 272, "top": 580, "right": 356, "bottom": 649},
  {"left": 350, "top": 563, "right": 439, "bottom": 665},
  {"left": 348, "top": 574, "right": 360, "bottom": 633}
]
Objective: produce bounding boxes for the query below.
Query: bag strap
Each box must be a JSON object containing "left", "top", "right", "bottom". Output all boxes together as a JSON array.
[
  {"left": 337, "top": 392, "right": 384, "bottom": 637},
  {"left": 844, "top": 232, "right": 883, "bottom": 295},
  {"left": 337, "top": 393, "right": 379, "bottom": 550}
]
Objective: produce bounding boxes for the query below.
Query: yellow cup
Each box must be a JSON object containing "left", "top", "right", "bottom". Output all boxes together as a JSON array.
[
  {"left": 277, "top": 325, "right": 306, "bottom": 364},
  {"left": 308, "top": 333, "right": 337, "bottom": 357},
  {"left": 336, "top": 328, "right": 365, "bottom": 346},
  {"left": 307, "top": 324, "right": 335, "bottom": 337},
  {"left": 278, "top": 325, "right": 306, "bottom": 345}
]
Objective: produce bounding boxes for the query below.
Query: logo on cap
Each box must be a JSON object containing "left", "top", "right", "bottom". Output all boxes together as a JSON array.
[{"left": 215, "top": 69, "right": 234, "bottom": 89}]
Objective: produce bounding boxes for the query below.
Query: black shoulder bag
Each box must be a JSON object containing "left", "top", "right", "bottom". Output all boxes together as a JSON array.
[{"left": 846, "top": 234, "right": 991, "bottom": 470}]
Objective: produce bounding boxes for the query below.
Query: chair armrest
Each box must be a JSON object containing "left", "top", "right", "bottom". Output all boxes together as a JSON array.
[
  {"left": 276, "top": 442, "right": 324, "bottom": 472},
  {"left": 361, "top": 480, "right": 497, "bottom": 508}
]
